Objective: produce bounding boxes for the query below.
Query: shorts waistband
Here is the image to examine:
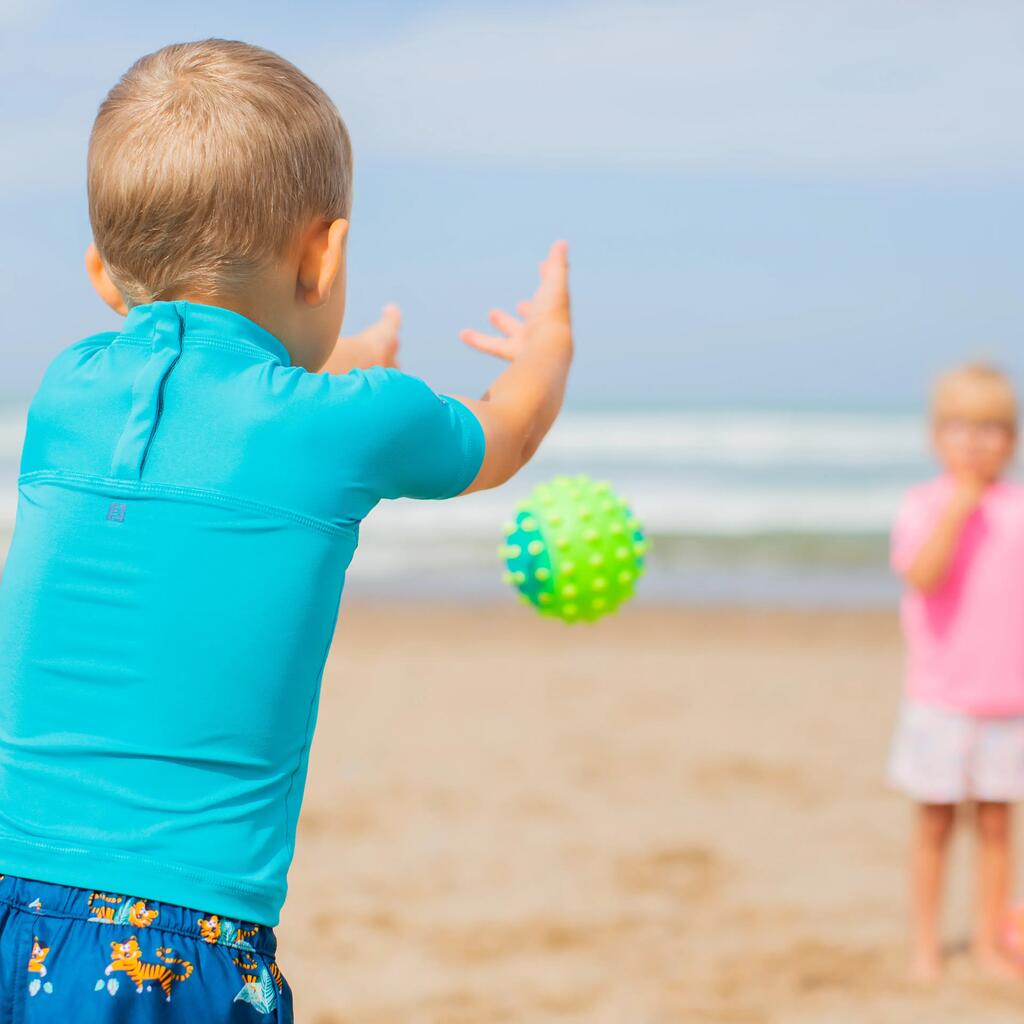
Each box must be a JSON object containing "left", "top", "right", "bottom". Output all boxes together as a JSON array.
[{"left": 0, "top": 871, "right": 277, "bottom": 958}]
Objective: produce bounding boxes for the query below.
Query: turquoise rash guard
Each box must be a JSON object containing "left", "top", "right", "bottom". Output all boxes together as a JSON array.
[{"left": 0, "top": 300, "right": 485, "bottom": 926}]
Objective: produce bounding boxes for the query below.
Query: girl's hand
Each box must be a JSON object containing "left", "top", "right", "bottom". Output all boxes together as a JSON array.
[
  {"left": 323, "top": 304, "right": 402, "bottom": 374},
  {"left": 951, "top": 472, "right": 987, "bottom": 516}
]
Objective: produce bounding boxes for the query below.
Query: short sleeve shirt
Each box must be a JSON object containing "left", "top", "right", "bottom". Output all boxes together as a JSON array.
[
  {"left": 0, "top": 300, "right": 485, "bottom": 925},
  {"left": 891, "top": 475, "right": 1024, "bottom": 714}
]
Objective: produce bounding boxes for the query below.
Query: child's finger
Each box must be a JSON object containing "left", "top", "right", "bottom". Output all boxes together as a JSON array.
[
  {"left": 532, "top": 240, "right": 570, "bottom": 310},
  {"left": 516, "top": 300, "right": 532, "bottom": 319},
  {"left": 487, "top": 307, "right": 524, "bottom": 336},
  {"left": 458, "top": 328, "right": 517, "bottom": 361},
  {"left": 542, "top": 240, "right": 569, "bottom": 287},
  {"left": 380, "top": 332, "right": 401, "bottom": 367},
  {"left": 380, "top": 303, "right": 402, "bottom": 331}
]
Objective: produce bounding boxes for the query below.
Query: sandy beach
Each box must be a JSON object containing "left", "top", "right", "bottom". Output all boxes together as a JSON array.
[{"left": 278, "top": 601, "right": 1024, "bottom": 1023}]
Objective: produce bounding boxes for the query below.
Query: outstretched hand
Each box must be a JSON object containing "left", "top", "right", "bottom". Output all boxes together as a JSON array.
[
  {"left": 322, "top": 303, "right": 402, "bottom": 374},
  {"left": 459, "top": 241, "right": 571, "bottom": 362}
]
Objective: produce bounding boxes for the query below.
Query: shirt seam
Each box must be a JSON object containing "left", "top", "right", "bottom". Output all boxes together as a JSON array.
[
  {"left": 281, "top": 574, "right": 344, "bottom": 864},
  {"left": 18, "top": 469, "right": 357, "bottom": 538},
  {"left": 113, "top": 334, "right": 281, "bottom": 363}
]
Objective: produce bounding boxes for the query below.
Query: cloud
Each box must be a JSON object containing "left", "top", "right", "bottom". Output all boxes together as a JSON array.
[
  {"left": 2, "top": 1, "right": 1023, "bottom": 190},
  {"left": 307, "top": 0, "right": 1024, "bottom": 180}
]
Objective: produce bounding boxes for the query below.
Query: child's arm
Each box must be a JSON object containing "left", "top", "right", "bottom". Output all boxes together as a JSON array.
[
  {"left": 451, "top": 241, "right": 573, "bottom": 494},
  {"left": 903, "top": 477, "right": 984, "bottom": 592},
  {"left": 322, "top": 304, "right": 402, "bottom": 374}
]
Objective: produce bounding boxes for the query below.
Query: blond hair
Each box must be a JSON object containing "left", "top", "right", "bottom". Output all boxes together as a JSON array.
[
  {"left": 931, "top": 360, "right": 1018, "bottom": 424},
  {"left": 87, "top": 38, "right": 353, "bottom": 307}
]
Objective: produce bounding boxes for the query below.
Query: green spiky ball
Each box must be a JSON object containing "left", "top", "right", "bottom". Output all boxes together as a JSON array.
[{"left": 499, "top": 474, "right": 647, "bottom": 623}]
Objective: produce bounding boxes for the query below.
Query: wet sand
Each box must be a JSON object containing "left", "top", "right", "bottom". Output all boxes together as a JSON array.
[{"left": 279, "top": 602, "right": 1024, "bottom": 1022}]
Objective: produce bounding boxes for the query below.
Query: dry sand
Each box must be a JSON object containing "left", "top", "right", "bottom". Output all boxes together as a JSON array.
[{"left": 279, "top": 602, "right": 1024, "bottom": 1023}]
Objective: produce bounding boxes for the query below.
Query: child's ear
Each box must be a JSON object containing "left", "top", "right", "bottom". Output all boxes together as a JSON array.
[
  {"left": 297, "top": 218, "right": 349, "bottom": 308},
  {"left": 85, "top": 243, "right": 128, "bottom": 315}
]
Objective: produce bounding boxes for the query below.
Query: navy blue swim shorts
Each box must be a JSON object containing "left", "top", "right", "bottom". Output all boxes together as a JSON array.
[{"left": 0, "top": 872, "right": 293, "bottom": 1021}]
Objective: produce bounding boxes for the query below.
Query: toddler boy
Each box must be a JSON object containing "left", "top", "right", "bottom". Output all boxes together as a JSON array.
[{"left": 0, "top": 38, "right": 572, "bottom": 1020}]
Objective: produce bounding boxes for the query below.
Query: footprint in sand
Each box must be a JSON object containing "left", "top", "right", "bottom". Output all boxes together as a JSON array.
[
  {"left": 430, "top": 917, "right": 599, "bottom": 964},
  {"left": 616, "top": 844, "right": 724, "bottom": 902},
  {"left": 714, "top": 939, "right": 900, "bottom": 1000},
  {"left": 693, "top": 758, "right": 817, "bottom": 803}
]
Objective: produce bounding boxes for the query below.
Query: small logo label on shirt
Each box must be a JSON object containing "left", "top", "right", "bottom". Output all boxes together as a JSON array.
[{"left": 106, "top": 502, "right": 127, "bottom": 523}]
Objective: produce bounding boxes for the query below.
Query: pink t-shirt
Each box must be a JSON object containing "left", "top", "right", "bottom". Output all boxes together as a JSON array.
[{"left": 892, "top": 475, "right": 1024, "bottom": 715}]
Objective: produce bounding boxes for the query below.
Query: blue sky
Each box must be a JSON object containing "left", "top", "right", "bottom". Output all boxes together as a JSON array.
[{"left": 2, "top": 1, "right": 1023, "bottom": 408}]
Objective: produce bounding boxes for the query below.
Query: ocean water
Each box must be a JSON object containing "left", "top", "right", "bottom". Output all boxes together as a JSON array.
[{"left": 0, "top": 402, "right": 946, "bottom": 606}]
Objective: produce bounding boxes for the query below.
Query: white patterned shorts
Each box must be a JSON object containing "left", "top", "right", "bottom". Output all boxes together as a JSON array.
[{"left": 887, "top": 699, "right": 1024, "bottom": 804}]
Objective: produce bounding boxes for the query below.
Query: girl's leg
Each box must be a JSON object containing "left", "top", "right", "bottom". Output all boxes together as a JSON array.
[
  {"left": 910, "top": 802, "right": 955, "bottom": 980},
  {"left": 972, "top": 800, "right": 1022, "bottom": 977}
]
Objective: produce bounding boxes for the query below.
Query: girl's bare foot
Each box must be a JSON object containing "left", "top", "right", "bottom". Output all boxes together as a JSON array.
[
  {"left": 910, "top": 949, "right": 943, "bottom": 984},
  {"left": 972, "top": 945, "right": 1024, "bottom": 981}
]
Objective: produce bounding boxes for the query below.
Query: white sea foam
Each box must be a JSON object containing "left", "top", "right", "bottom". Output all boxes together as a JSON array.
[
  {"left": 0, "top": 406, "right": 26, "bottom": 463},
  {"left": 0, "top": 405, "right": 932, "bottom": 539},
  {"left": 1, "top": 406, "right": 929, "bottom": 470},
  {"left": 359, "top": 481, "right": 905, "bottom": 540},
  {"left": 541, "top": 411, "right": 927, "bottom": 467}
]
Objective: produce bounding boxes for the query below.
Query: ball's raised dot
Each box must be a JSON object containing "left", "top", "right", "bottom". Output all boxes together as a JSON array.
[
  {"left": 562, "top": 583, "right": 578, "bottom": 599},
  {"left": 521, "top": 516, "right": 538, "bottom": 532},
  {"left": 633, "top": 541, "right": 648, "bottom": 556},
  {"left": 534, "top": 566, "right": 551, "bottom": 582},
  {"left": 556, "top": 535, "right": 571, "bottom": 550},
  {"left": 561, "top": 561, "right": 576, "bottom": 575},
  {"left": 502, "top": 571, "right": 515, "bottom": 585},
  {"left": 583, "top": 528, "right": 599, "bottom": 543},
  {"left": 512, "top": 570, "right": 527, "bottom": 585},
  {"left": 503, "top": 544, "right": 522, "bottom": 559},
  {"left": 563, "top": 602, "right": 578, "bottom": 618},
  {"left": 527, "top": 539, "right": 544, "bottom": 556},
  {"left": 592, "top": 596, "right": 607, "bottom": 610},
  {"left": 538, "top": 592, "right": 552, "bottom": 605},
  {"left": 503, "top": 521, "right": 517, "bottom": 536},
  {"left": 548, "top": 514, "right": 562, "bottom": 527},
  {"left": 610, "top": 522, "right": 625, "bottom": 535},
  {"left": 589, "top": 553, "right": 604, "bottom": 567},
  {"left": 579, "top": 506, "right": 592, "bottom": 520},
  {"left": 617, "top": 569, "right": 634, "bottom": 585},
  {"left": 593, "top": 576, "right": 607, "bottom": 590},
  {"left": 616, "top": 546, "right": 630, "bottom": 561}
]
